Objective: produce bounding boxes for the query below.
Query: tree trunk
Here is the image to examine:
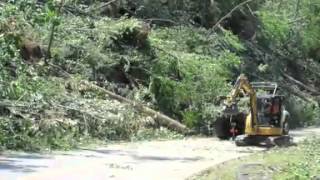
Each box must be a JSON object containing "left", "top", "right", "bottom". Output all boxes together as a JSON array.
[
  {"left": 282, "top": 72, "right": 320, "bottom": 95},
  {"left": 80, "top": 80, "right": 189, "bottom": 134}
]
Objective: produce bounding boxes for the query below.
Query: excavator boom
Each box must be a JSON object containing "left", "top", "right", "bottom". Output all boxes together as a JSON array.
[{"left": 223, "top": 74, "right": 257, "bottom": 127}]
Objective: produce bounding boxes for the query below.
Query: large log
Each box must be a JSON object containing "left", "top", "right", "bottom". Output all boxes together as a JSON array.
[
  {"left": 281, "top": 83, "right": 316, "bottom": 103},
  {"left": 45, "top": 62, "right": 188, "bottom": 133},
  {"left": 80, "top": 80, "right": 189, "bottom": 134},
  {"left": 282, "top": 72, "right": 320, "bottom": 95}
]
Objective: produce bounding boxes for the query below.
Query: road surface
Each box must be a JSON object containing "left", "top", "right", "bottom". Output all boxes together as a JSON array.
[{"left": 1, "top": 128, "right": 319, "bottom": 180}]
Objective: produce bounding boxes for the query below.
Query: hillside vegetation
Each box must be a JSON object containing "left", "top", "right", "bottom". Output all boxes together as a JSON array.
[{"left": 0, "top": 0, "right": 319, "bottom": 150}]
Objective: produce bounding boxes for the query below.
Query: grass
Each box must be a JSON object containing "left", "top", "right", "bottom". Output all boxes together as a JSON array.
[{"left": 191, "top": 137, "right": 320, "bottom": 180}]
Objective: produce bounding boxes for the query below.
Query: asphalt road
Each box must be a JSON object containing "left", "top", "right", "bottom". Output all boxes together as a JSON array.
[{"left": 1, "top": 128, "right": 319, "bottom": 180}]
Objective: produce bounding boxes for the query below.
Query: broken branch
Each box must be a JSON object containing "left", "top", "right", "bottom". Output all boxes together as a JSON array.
[
  {"left": 211, "top": 0, "right": 255, "bottom": 30},
  {"left": 80, "top": 80, "right": 189, "bottom": 134},
  {"left": 282, "top": 72, "right": 320, "bottom": 95}
]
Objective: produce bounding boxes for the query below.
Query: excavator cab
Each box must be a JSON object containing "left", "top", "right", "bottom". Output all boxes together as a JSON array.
[
  {"left": 215, "top": 74, "right": 291, "bottom": 146},
  {"left": 256, "top": 95, "right": 283, "bottom": 127},
  {"left": 254, "top": 82, "right": 282, "bottom": 127}
]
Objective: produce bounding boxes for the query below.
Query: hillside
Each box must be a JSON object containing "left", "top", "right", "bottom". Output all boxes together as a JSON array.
[{"left": 0, "top": 0, "right": 319, "bottom": 150}]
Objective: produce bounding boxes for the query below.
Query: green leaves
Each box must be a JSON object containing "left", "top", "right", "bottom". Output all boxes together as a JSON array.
[
  {"left": 274, "top": 138, "right": 320, "bottom": 179},
  {"left": 222, "top": 30, "right": 246, "bottom": 52},
  {"left": 258, "top": 10, "right": 291, "bottom": 46},
  {"left": 257, "top": 0, "right": 320, "bottom": 59},
  {"left": 300, "top": 0, "right": 320, "bottom": 56},
  {"left": 150, "top": 27, "right": 240, "bottom": 128}
]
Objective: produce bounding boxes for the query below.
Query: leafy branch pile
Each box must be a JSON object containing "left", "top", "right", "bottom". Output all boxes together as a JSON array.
[{"left": 0, "top": 78, "right": 151, "bottom": 151}]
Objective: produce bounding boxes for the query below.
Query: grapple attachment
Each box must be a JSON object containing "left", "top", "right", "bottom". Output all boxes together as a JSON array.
[{"left": 222, "top": 104, "right": 239, "bottom": 116}]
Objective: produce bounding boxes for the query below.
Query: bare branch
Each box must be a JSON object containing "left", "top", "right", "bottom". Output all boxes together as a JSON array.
[
  {"left": 145, "top": 18, "right": 178, "bottom": 25},
  {"left": 211, "top": 0, "right": 255, "bottom": 31},
  {"left": 282, "top": 72, "right": 320, "bottom": 95},
  {"left": 97, "top": 0, "right": 120, "bottom": 10}
]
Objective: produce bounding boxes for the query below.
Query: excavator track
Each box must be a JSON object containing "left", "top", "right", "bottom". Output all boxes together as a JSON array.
[{"left": 235, "top": 135, "right": 293, "bottom": 147}]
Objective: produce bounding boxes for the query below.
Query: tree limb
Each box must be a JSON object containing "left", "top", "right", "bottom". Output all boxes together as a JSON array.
[
  {"left": 42, "top": 61, "right": 187, "bottom": 133},
  {"left": 294, "top": 0, "right": 301, "bottom": 19},
  {"left": 145, "top": 18, "right": 178, "bottom": 25},
  {"left": 97, "top": 0, "right": 120, "bottom": 9},
  {"left": 80, "top": 80, "right": 189, "bottom": 134},
  {"left": 281, "top": 84, "right": 315, "bottom": 103},
  {"left": 45, "top": 0, "right": 65, "bottom": 64},
  {"left": 211, "top": 0, "right": 255, "bottom": 31},
  {"left": 282, "top": 72, "right": 320, "bottom": 95}
]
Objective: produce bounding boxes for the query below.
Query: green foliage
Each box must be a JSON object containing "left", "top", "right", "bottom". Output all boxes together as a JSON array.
[
  {"left": 0, "top": 95, "right": 147, "bottom": 151},
  {"left": 258, "top": 0, "right": 320, "bottom": 60},
  {"left": 0, "top": 75, "right": 64, "bottom": 101},
  {"left": 150, "top": 27, "right": 241, "bottom": 128},
  {"left": 300, "top": 0, "right": 320, "bottom": 57},
  {"left": 258, "top": 11, "right": 291, "bottom": 46},
  {"left": 0, "top": 6, "right": 152, "bottom": 150},
  {"left": 286, "top": 97, "right": 320, "bottom": 128},
  {"left": 0, "top": 2, "right": 61, "bottom": 101},
  {"left": 222, "top": 30, "right": 246, "bottom": 52},
  {"left": 0, "top": 116, "right": 79, "bottom": 151},
  {"left": 274, "top": 139, "right": 320, "bottom": 179}
]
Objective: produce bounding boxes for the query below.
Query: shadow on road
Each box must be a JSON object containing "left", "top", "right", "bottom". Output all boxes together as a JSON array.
[
  {"left": 0, "top": 154, "right": 49, "bottom": 173},
  {"left": 4, "top": 154, "right": 51, "bottom": 160},
  {"left": 81, "top": 148, "right": 136, "bottom": 156},
  {"left": 81, "top": 148, "right": 203, "bottom": 162},
  {"left": 132, "top": 154, "right": 203, "bottom": 162}
]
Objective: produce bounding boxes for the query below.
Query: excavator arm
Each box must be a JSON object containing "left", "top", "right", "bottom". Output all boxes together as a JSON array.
[{"left": 224, "top": 74, "right": 258, "bottom": 127}]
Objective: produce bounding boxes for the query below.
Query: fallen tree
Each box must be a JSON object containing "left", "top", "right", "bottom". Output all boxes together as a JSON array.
[
  {"left": 281, "top": 83, "right": 316, "bottom": 103},
  {"left": 79, "top": 80, "right": 189, "bottom": 134},
  {"left": 45, "top": 60, "right": 189, "bottom": 134},
  {"left": 282, "top": 72, "right": 320, "bottom": 96}
]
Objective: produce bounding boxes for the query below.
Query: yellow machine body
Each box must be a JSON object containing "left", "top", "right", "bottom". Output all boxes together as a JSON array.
[
  {"left": 244, "top": 113, "right": 283, "bottom": 136},
  {"left": 216, "top": 74, "right": 290, "bottom": 143}
]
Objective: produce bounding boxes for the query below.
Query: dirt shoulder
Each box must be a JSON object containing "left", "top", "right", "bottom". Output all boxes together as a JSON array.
[{"left": 1, "top": 128, "right": 319, "bottom": 180}]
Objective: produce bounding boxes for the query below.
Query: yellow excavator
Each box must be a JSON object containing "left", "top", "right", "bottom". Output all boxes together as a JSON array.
[{"left": 215, "top": 74, "right": 291, "bottom": 146}]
